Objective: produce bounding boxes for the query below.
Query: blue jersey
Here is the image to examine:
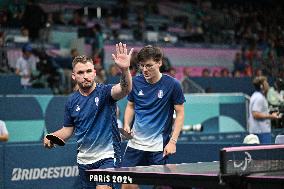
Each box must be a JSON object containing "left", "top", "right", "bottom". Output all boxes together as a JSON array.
[
  {"left": 64, "top": 84, "right": 121, "bottom": 164},
  {"left": 127, "top": 74, "right": 185, "bottom": 151}
]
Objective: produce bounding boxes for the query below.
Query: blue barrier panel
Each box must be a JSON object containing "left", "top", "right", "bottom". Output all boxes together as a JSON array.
[
  {"left": 0, "top": 75, "right": 22, "bottom": 95},
  {"left": 179, "top": 132, "right": 247, "bottom": 143},
  {"left": 2, "top": 141, "right": 243, "bottom": 189},
  {"left": 0, "top": 144, "right": 3, "bottom": 189},
  {"left": 45, "top": 96, "right": 67, "bottom": 133},
  {"left": 0, "top": 97, "right": 43, "bottom": 120},
  {"left": 4, "top": 142, "right": 80, "bottom": 189},
  {"left": 219, "top": 103, "right": 247, "bottom": 132},
  {"left": 170, "top": 143, "right": 234, "bottom": 164},
  {"left": 0, "top": 94, "right": 248, "bottom": 142},
  {"left": 189, "top": 77, "right": 274, "bottom": 95},
  {"left": 0, "top": 97, "right": 45, "bottom": 142},
  {"left": 184, "top": 94, "right": 248, "bottom": 133}
]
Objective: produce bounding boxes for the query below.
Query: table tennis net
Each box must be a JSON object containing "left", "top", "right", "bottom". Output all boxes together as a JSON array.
[{"left": 220, "top": 145, "right": 284, "bottom": 175}]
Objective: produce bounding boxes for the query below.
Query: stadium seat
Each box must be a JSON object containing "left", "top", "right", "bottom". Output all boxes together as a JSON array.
[{"left": 275, "top": 135, "right": 284, "bottom": 144}]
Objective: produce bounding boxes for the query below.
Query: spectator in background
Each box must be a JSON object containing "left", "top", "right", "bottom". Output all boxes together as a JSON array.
[
  {"left": 132, "top": 14, "right": 145, "bottom": 41},
  {"left": 160, "top": 56, "right": 172, "bottom": 73},
  {"left": 0, "top": 10, "right": 9, "bottom": 27},
  {"left": 262, "top": 50, "right": 278, "bottom": 77},
  {"left": 68, "top": 49, "right": 80, "bottom": 92},
  {"left": 68, "top": 10, "right": 85, "bottom": 26},
  {"left": 92, "top": 23, "right": 105, "bottom": 69},
  {"left": 254, "top": 68, "right": 264, "bottom": 77},
  {"left": 120, "top": 18, "right": 130, "bottom": 29},
  {"left": 130, "top": 50, "right": 139, "bottom": 76},
  {"left": 53, "top": 11, "right": 68, "bottom": 25},
  {"left": 21, "top": 0, "right": 47, "bottom": 41},
  {"left": 106, "top": 64, "right": 121, "bottom": 84},
  {"left": 0, "top": 120, "right": 9, "bottom": 142},
  {"left": 220, "top": 68, "right": 231, "bottom": 77},
  {"left": 168, "top": 67, "right": 176, "bottom": 78},
  {"left": 181, "top": 67, "right": 205, "bottom": 93},
  {"left": 4, "top": 2, "right": 24, "bottom": 28},
  {"left": 212, "top": 69, "right": 220, "bottom": 77},
  {"left": 201, "top": 68, "right": 211, "bottom": 77},
  {"left": 0, "top": 32, "right": 11, "bottom": 73},
  {"left": 61, "top": 48, "right": 79, "bottom": 93},
  {"left": 21, "top": 26, "right": 29, "bottom": 37},
  {"left": 233, "top": 70, "right": 242, "bottom": 77},
  {"left": 247, "top": 48, "right": 262, "bottom": 77},
  {"left": 248, "top": 76, "right": 281, "bottom": 144},
  {"left": 267, "top": 78, "right": 284, "bottom": 107},
  {"left": 233, "top": 52, "right": 247, "bottom": 75},
  {"left": 15, "top": 43, "right": 38, "bottom": 89},
  {"left": 94, "top": 63, "right": 106, "bottom": 84}
]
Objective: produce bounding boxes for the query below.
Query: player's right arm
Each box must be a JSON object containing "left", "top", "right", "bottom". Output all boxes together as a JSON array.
[
  {"left": 252, "top": 111, "right": 280, "bottom": 119},
  {"left": 43, "top": 126, "right": 74, "bottom": 149},
  {"left": 123, "top": 101, "right": 135, "bottom": 134}
]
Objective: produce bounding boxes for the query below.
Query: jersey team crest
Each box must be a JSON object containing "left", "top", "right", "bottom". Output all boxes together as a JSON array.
[
  {"left": 158, "top": 90, "right": 163, "bottom": 98},
  {"left": 95, "top": 97, "right": 99, "bottom": 106}
]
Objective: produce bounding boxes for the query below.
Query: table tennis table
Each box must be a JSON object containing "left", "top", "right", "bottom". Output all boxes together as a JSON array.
[
  {"left": 87, "top": 145, "right": 284, "bottom": 189},
  {"left": 86, "top": 161, "right": 284, "bottom": 189}
]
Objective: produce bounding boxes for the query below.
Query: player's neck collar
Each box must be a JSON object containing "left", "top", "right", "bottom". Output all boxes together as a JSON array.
[
  {"left": 146, "top": 73, "right": 162, "bottom": 84},
  {"left": 79, "top": 83, "right": 97, "bottom": 96}
]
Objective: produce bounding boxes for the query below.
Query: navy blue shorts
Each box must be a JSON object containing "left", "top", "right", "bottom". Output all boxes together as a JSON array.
[
  {"left": 122, "top": 146, "right": 168, "bottom": 167},
  {"left": 78, "top": 158, "right": 119, "bottom": 189}
]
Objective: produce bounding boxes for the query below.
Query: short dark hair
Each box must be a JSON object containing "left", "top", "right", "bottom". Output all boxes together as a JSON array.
[
  {"left": 72, "top": 55, "right": 93, "bottom": 69},
  {"left": 137, "top": 45, "right": 163, "bottom": 63}
]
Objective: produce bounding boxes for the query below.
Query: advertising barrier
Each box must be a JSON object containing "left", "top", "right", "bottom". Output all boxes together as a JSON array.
[
  {"left": 3, "top": 142, "right": 79, "bottom": 189},
  {"left": 0, "top": 142, "right": 234, "bottom": 189}
]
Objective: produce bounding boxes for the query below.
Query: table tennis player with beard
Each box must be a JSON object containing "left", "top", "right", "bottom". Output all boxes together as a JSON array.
[
  {"left": 43, "top": 42, "right": 133, "bottom": 189},
  {"left": 122, "top": 45, "right": 185, "bottom": 189}
]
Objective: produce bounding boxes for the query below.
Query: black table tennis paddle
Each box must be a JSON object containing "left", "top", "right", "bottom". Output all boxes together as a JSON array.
[
  {"left": 46, "top": 134, "right": 65, "bottom": 146},
  {"left": 119, "top": 128, "right": 133, "bottom": 140}
]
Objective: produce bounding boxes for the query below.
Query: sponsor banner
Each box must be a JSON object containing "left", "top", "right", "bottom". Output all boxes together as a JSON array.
[
  {"left": 1, "top": 142, "right": 245, "bottom": 188},
  {"left": 11, "top": 166, "right": 78, "bottom": 181},
  {"left": 4, "top": 142, "right": 80, "bottom": 189}
]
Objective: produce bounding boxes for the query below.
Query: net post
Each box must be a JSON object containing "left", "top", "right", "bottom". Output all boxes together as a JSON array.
[
  {"left": 219, "top": 148, "right": 226, "bottom": 175},
  {"left": 219, "top": 149, "right": 226, "bottom": 185}
]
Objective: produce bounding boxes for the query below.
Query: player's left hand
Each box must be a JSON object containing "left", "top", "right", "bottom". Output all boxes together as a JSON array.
[
  {"left": 112, "top": 42, "right": 134, "bottom": 70},
  {"left": 43, "top": 135, "right": 55, "bottom": 149},
  {"left": 163, "top": 142, "right": 176, "bottom": 157}
]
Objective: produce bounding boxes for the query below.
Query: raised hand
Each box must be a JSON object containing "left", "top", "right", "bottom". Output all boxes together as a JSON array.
[{"left": 112, "top": 42, "right": 134, "bottom": 70}]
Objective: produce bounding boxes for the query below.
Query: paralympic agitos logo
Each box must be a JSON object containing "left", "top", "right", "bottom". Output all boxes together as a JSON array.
[{"left": 233, "top": 151, "right": 252, "bottom": 171}]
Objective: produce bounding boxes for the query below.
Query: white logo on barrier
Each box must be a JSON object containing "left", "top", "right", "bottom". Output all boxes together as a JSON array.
[
  {"left": 11, "top": 166, "right": 79, "bottom": 181},
  {"left": 233, "top": 151, "right": 252, "bottom": 171}
]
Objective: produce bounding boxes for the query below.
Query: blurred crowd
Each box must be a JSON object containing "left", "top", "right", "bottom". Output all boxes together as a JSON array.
[{"left": 0, "top": 0, "right": 283, "bottom": 94}]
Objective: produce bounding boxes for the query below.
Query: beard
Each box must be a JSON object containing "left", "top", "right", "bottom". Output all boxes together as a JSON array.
[{"left": 77, "top": 80, "right": 94, "bottom": 90}]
